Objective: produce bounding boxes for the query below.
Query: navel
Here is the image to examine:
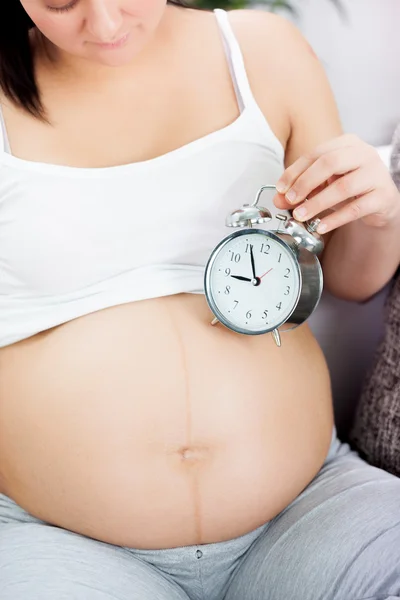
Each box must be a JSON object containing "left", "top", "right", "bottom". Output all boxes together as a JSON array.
[{"left": 178, "top": 446, "right": 210, "bottom": 463}]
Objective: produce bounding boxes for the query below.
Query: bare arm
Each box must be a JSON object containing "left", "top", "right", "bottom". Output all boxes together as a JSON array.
[{"left": 238, "top": 11, "right": 400, "bottom": 302}]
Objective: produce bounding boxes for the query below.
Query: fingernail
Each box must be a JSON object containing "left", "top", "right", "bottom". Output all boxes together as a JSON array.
[
  {"left": 294, "top": 206, "right": 307, "bottom": 219},
  {"left": 286, "top": 190, "right": 297, "bottom": 203},
  {"left": 276, "top": 181, "right": 287, "bottom": 194},
  {"left": 317, "top": 223, "right": 328, "bottom": 234}
]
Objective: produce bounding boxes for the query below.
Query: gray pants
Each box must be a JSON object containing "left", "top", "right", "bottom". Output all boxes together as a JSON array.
[{"left": 1, "top": 434, "right": 400, "bottom": 600}]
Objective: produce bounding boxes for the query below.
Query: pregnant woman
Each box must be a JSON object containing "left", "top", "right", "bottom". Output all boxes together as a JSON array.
[{"left": 0, "top": 1, "right": 400, "bottom": 598}]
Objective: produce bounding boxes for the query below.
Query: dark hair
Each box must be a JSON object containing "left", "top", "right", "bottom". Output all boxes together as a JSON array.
[{"left": 0, "top": 1, "right": 197, "bottom": 118}]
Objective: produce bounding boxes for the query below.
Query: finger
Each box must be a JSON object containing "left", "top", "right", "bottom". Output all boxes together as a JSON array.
[
  {"left": 313, "top": 191, "right": 384, "bottom": 234},
  {"left": 283, "top": 146, "right": 369, "bottom": 207},
  {"left": 276, "top": 134, "right": 358, "bottom": 195},
  {"left": 273, "top": 181, "right": 329, "bottom": 210},
  {"left": 292, "top": 169, "right": 375, "bottom": 222},
  {"left": 273, "top": 191, "right": 290, "bottom": 209}
]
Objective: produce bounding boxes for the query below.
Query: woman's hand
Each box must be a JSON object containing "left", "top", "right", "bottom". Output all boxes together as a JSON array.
[{"left": 274, "top": 134, "right": 400, "bottom": 234}]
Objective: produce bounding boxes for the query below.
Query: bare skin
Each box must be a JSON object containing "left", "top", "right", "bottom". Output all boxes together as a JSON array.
[{"left": 0, "top": 6, "right": 340, "bottom": 548}]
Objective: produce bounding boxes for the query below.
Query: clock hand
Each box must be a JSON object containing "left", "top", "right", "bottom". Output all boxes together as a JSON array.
[
  {"left": 231, "top": 275, "right": 252, "bottom": 282},
  {"left": 250, "top": 245, "right": 257, "bottom": 279},
  {"left": 260, "top": 268, "right": 273, "bottom": 280}
]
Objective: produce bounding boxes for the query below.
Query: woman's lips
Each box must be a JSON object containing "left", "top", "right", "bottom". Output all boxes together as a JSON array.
[{"left": 95, "top": 33, "right": 130, "bottom": 49}]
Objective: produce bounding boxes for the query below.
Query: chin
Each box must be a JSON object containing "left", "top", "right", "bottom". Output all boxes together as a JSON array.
[
  {"left": 90, "top": 43, "right": 146, "bottom": 67},
  {"left": 94, "top": 55, "right": 137, "bottom": 67}
]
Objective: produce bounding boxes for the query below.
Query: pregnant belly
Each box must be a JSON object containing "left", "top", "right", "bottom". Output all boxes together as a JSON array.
[{"left": 0, "top": 294, "right": 333, "bottom": 548}]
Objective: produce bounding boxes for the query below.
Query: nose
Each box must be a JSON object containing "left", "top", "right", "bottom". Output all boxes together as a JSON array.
[{"left": 85, "top": 0, "right": 124, "bottom": 42}]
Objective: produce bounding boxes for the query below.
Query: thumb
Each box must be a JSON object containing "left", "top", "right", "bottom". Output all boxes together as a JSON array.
[{"left": 273, "top": 192, "right": 292, "bottom": 210}]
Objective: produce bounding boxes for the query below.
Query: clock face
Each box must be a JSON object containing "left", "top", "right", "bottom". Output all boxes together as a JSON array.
[{"left": 205, "top": 229, "right": 301, "bottom": 334}]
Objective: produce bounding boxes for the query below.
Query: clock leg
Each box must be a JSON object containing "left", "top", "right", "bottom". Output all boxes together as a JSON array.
[
  {"left": 272, "top": 329, "right": 281, "bottom": 347},
  {"left": 211, "top": 317, "right": 219, "bottom": 326}
]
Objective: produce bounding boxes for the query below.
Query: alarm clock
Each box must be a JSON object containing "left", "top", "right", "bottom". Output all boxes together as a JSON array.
[{"left": 204, "top": 185, "right": 324, "bottom": 347}]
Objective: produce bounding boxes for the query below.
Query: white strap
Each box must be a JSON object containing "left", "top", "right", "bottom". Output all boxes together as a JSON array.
[
  {"left": 214, "top": 9, "right": 255, "bottom": 111},
  {"left": 0, "top": 104, "right": 11, "bottom": 154}
]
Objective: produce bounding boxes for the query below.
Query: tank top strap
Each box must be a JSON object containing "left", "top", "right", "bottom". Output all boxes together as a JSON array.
[
  {"left": 214, "top": 8, "right": 255, "bottom": 112},
  {"left": 0, "top": 104, "right": 10, "bottom": 154}
]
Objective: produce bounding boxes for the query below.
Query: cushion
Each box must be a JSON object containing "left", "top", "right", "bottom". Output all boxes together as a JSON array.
[
  {"left": 349, "top": 127, "right": 400, "bottom": 476},
  {"left": 350, "top": 272, "right": 400, "bottom": 477}
]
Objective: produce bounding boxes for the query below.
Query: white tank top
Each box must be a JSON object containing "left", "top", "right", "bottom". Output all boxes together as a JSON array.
[{"left": 0, "top": 9, "right": 285, "bottom": 348}]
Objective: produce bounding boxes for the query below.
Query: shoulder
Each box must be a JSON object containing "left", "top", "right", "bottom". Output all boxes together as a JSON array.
[
  {"left": 226, "top": 9, "right": 342, "bottom": 161},
  {"left": 223, "top": 10, "right": 326, "bottom": 150},
  {"left": 226, "top": 9, "right": 319, "bottom": 72}
]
